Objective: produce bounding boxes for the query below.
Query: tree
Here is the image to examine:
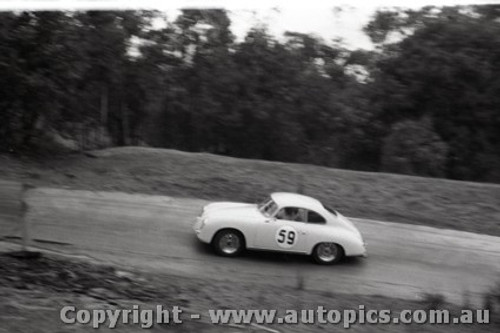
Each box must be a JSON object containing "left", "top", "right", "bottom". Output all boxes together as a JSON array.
[
  {"left": 365, "top": 6, "right": 500, "bottom": 181},
  {"left": 0, "top": 10, "right": 156, "bottom": 151},
  {"left": 381, "top": 117, "right": 449, "bottom": 177},
  {"left": 0, "top": 12, "right": 89, "bottom": 151},
  {"left": 75, "top": 11, "right": 154, "bottom": 147}
]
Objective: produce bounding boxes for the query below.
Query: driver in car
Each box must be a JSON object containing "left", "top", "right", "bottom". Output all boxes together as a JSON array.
[{"left": 276, "top": 207, "right": 301, "bottom": 221}]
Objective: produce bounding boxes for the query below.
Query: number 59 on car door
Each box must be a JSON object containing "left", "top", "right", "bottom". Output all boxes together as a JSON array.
[
  {"left": 256, "top": 222, "right": 308, "bottom": 252},
  {"left": 276, "top": 225, "right": 299, "bottom": 249}
]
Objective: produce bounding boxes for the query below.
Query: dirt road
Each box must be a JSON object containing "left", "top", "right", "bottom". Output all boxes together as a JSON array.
[{"left": 1, "top": 185, "right": 499, "bottom": 305}]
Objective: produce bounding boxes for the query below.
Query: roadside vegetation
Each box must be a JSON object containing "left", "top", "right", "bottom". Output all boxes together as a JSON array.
[
  {"left": 1, "top": 147, "right": 499, "bottom": 237},
  {"left": 0, "top": 252, "right": 497, "bottom": 332}
]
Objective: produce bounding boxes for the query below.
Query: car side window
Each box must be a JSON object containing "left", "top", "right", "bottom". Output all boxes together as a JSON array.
[
  {"left": 307, "top": 210, "right": 326, "bottom": 224},
  {"left": 275, "top": 207, "right": 305, "bottom": 222}
]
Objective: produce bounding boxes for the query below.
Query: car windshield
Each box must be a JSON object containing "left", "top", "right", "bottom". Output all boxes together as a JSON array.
[
  {"left": 258, "top": 197, "right": 279, "bottom": 217},
  {"left": 257, "top": 197, "right": 269, "bottom": 210}
]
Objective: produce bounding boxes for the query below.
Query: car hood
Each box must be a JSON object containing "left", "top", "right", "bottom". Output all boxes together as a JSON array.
[{"left": 202, "top": 202, "right": 263, "bottom": 220}]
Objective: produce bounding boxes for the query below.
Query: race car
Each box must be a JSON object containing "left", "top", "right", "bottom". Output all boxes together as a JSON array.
[{"left": 193, "top": 192, "right": 367, "bottom": 264}]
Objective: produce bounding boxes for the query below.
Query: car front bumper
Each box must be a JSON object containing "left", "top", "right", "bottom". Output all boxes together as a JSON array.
[{"left": 193, "top": 217, "right": 211, "bottom": 243}]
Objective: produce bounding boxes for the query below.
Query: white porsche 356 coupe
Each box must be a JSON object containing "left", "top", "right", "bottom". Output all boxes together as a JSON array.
[{"left": 193, "top": 192, "right": 367, "bottom": 264}]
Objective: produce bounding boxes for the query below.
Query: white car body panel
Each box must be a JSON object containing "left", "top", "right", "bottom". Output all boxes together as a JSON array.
[{"left": 193, "top": 192, "right": 367, "bottom": 257}]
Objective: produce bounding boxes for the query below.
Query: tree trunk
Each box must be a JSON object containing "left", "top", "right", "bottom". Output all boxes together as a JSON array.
[
  {"left": 100, "top": 85, "right": 109, "bottom": 147},
  {"left": 121, "top": 100, "right": 129, "bottom": 146}
]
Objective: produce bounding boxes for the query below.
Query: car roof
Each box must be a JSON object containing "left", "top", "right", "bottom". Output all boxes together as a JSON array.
[{"left": 271, "top": 192, "right": 324, "bottom": 211}]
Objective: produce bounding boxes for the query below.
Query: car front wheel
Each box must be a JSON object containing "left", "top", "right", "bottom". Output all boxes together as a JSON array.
[
  {"left": 312, "top": 243, "right": 344, "bottom": 265},
  {"left": 212, "top": 229, "right": 245, "bottom": 257}
]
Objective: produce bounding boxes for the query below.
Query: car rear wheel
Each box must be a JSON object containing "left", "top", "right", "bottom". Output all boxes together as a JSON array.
[
  {"left": 213, "top": 229, "right": 245, "bottom": 257},
  {"left": 312, "top": 243, "right": 343, "bottom": 265}
]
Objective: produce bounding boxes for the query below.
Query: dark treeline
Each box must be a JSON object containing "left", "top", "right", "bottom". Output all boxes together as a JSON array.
[{"left": 1, "top": 6, "right": 500, "bottom": 182}]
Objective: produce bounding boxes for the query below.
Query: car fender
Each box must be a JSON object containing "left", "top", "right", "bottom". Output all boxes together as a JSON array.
[
  {"left": 306, "top": 226, "right": 365, "bottom": 256},
  {"left": 201, "top": 217, "right": 259, "bottom": 248}
]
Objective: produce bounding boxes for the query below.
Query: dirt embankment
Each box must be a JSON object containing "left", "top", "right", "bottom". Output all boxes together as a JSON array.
[{"left": 1, "top": 252, "right": 498, "bottom": 332}]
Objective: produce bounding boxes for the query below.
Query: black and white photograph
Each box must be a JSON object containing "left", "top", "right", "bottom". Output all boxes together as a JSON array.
[{"left": 0, "top": 0, "right": 499, "bottom": 332}]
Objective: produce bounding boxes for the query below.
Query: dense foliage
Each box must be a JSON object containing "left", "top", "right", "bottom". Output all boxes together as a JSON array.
[{"left": 1, "top": 6, "right": 499, "bottom": 182}]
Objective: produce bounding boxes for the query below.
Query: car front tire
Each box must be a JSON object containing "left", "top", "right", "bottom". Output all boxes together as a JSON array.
[
  {"left": 312, "top": 243, "right": 344, "bottom": 265},
  {"left": 212, "top": 229, "right": 245, "bottom": 257}
]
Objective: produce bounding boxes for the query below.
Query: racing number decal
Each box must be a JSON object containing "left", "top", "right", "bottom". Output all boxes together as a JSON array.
[
  {"left": 275, "top": 226, "right": 298, "bottom": 249},
  {"left": 277, "top": 230, "right": 295, "bottom": 244}
]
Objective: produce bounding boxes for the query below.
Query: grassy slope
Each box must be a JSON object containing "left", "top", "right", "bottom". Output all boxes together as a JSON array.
[{"left": 1, "top": 146, "right": 499, "bottom": 236}]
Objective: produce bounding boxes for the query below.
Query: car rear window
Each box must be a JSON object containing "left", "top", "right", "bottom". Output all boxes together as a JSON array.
[
  {"left": 308, "top": 211, "right": 326, "bottom": 224},
  {"left": 324, "top": 206, "right": 338, "bottom": 216}
]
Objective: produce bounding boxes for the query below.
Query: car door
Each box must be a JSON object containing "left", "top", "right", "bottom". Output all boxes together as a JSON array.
[
  {"left": 254, "top": 207, "right": 309, "bottom": 253},
  {"left": 303, "top": 209, "right": 329, "bottom": 251}
]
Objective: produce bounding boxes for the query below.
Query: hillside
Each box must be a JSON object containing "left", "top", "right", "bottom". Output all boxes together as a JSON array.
[{"left": 1, "top": 147, "right": 499, "bottom": 236}]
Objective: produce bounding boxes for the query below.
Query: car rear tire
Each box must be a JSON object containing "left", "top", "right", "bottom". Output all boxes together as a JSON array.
[
  {"left": 312, "top": 243, "right": 344, "bottom": 265},
  {"left": 212, "top": 229, "right": 245, "bottom": 257}
]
